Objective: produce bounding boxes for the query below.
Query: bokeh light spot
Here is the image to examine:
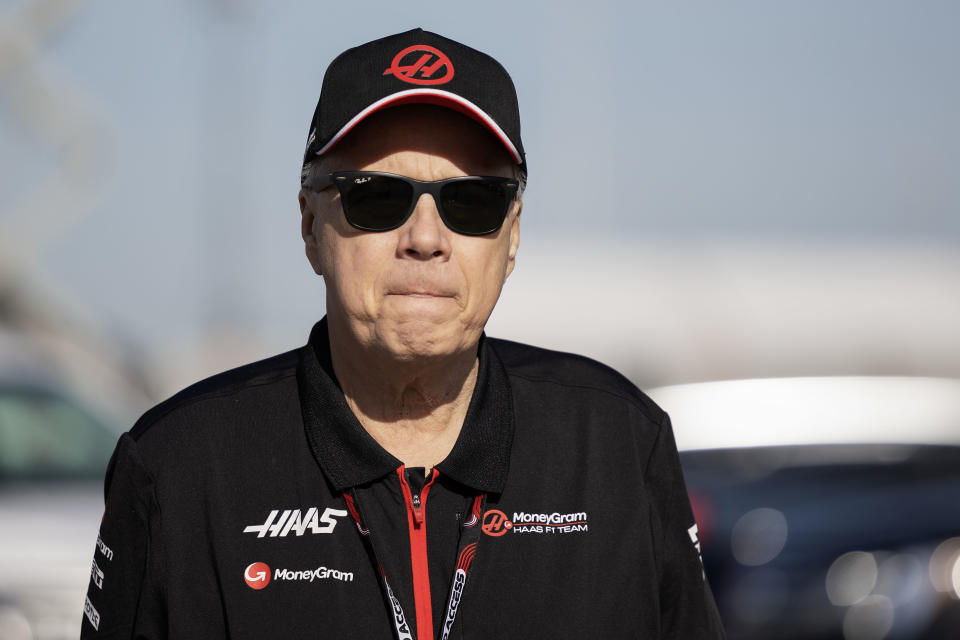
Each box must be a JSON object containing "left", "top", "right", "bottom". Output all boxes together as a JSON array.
[
  {"left": 928, "top": 537, "right": 960, "bottom": 596},
  {"left": 842, "top": 594, "right": 894, "bottom": 640},
  {"left": 731, "top": 507, "right": 788, "bottom": 566},
  {"left": 826, "top": 551, "right": 877, "bottom": 606}
]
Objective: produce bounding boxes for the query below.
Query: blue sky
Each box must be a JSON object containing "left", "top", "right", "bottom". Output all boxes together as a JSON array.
[{"left": 2, "top": 0, "right": 958, "bottom": 363}]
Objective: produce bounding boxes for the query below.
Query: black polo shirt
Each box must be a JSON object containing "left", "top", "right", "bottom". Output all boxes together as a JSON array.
[{"left": 81, "top": 318, "right": 725, "bottom": 639}]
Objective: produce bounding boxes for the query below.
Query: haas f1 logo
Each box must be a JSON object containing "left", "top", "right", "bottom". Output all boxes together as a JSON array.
[
  {"left": 383, "top": 45, "right": 454, "bottom": 85},
  {"left": 481, "top": 509, "right": 513, "bottom": 537}
]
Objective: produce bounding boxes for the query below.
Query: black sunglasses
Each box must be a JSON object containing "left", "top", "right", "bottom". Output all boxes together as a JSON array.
[{"left": 305, "top": 171, "right": 519, "bottom": 236}]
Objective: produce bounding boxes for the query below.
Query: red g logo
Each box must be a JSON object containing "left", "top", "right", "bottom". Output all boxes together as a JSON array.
[
  {"left": 383, "top": 45, "right": 454, "bottom": 85},
  {"left": 244, "top": 562, "right": 271, "bottom": 590},
  {"left": 482, "top": 510, "right": 513, "bottom": 537}
]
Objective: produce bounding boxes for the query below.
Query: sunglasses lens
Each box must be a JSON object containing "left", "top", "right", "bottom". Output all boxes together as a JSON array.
[
  {"left": 339, "top": 175, "right": 413, "bottom": 231},
  {"left": 439, "top": 180, "right": 511, "bottom": 235}
]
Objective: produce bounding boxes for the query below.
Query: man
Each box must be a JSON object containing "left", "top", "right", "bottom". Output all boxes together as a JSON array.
[{"left": 82, "top": 28, "right": 724, "bottom": 639}]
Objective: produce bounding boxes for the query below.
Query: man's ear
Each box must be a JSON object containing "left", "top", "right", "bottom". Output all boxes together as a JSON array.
[
  {"left": 504, "top": 200, "right": 521, "bottom": 280},
  {"left": 299, "top": 189, "right": 323, "bottom": 276}
]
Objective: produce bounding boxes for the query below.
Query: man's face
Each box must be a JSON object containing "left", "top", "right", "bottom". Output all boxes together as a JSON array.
[{"left": 299, "top": 106, "right": 521, "bottom": 362}]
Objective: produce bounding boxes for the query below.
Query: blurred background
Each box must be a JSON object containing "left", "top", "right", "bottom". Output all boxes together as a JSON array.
[{"left": 1, "top": 0, "right": 958, "bottom": 638}]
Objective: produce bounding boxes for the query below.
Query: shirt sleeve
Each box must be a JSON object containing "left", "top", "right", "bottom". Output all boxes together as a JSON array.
[
  {"left": 644, "top": 413, "right": 726, "bottom": 639},
  {"left": 80, "top": 433, "right": 165, "bottom": 639}
]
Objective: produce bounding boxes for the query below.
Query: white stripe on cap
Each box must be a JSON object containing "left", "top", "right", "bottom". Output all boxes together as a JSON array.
[{"left": 315, "top": 89, "right": 522, "bottom": 164}]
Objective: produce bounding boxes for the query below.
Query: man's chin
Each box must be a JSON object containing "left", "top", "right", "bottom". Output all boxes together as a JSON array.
[{"left": 375, "top": 320, "right": 477, "bottom": 363}]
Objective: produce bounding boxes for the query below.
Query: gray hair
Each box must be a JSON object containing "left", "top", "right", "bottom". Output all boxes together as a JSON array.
[{"left": 300, "top": 160, "right": 325, "bottom": 191}]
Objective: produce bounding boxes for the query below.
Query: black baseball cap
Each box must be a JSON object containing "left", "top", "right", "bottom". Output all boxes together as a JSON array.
[{"left": 301, "top": 28, "right": 526, "bottom": 183}]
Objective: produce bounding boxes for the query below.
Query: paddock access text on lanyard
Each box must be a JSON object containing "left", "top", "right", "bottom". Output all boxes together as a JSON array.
[{"left": 342, "top": 471, "right": 486, "bottom": 640}]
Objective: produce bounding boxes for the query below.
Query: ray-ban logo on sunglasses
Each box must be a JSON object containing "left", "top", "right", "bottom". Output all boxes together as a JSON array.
[
  {"left": 354, "top": 177, "right": 372, "bottom": 184},
  {"left": 383, "top": 45, "right": 454, "bottom": 85}
]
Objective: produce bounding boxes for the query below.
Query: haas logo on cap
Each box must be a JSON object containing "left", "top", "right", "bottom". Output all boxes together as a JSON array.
[{"left": 383, "top": 45, "right": 454, "bottom": 85}]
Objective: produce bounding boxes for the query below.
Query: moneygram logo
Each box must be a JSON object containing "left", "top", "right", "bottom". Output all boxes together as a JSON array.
[
  {"left": 275, "top": 566, "right": 354, "bottom": 583},
  {"left": 483, "top": 509, "right": 589, "bottom": 536},
  {"left": 243, "top": 562, "right": 354, "bottom": 590},
  {"left": 244, "top": 562, "right": 271, "bottom": 590},
  {"left": 382, "top": 45, "right": 454, "bottom": 85},
  {"left": 96, "top": 534, "right": 113, "bottom": 560}
]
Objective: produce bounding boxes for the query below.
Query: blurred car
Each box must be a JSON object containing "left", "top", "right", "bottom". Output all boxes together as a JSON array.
[
  {"left": 648, "top": 377, "right": 960, "bottom": 640},
  {"left": 0, "top": 329, "right": 122, "bottom": 640}
]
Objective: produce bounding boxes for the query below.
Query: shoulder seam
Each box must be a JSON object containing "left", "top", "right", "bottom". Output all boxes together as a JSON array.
[
  {"left": 131, "top": 369, "right": 298, "bottom": 441},
  {"left": 506, "top": 371, "right": 668, "bottom": 426},
  {"left": 642, "top": 419, "right": 668, "bottom": 480}
]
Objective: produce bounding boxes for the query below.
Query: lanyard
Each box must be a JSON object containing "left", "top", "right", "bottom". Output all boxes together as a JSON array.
[{"left": 343, "top": 485, "right": 486, "bottom": 640}]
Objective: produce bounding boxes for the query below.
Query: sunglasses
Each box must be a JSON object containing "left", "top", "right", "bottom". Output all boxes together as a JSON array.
[{"left": 306, "top": 171, "right": 520, "bottom": 236}]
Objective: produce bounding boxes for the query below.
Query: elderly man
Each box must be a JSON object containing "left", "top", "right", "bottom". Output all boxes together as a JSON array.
[{"left": 82, "top": 29, "right": 724, "bottom": 639}]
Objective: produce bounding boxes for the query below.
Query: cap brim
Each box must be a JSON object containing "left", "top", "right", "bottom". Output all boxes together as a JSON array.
[{"left": 314, "top": 89, "right": 523, "bottom": 165}]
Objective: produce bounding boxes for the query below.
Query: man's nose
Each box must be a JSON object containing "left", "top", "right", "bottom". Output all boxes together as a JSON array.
[{"left": 396, "top": 193, "right": 451, "bottom": 260}]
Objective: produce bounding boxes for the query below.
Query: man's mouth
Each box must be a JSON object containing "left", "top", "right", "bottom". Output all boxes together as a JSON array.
[{"left": 387, "top": 288, "right": 455, "bottom": 298}]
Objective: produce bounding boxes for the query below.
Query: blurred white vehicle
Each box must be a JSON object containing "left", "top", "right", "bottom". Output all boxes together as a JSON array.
[
  {"left": 648, "top": 377, "right": 960, "bottom": 640},
  {"left": 0, "top": 329, "right": 122, "bottom": 640}
]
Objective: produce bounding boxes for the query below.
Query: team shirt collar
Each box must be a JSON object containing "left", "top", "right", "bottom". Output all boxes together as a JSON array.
[{"left": 296, "top": 317, "right": 515, "bottom": 494}]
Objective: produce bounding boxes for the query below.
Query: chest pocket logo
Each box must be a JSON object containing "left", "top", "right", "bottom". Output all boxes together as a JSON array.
[
  {"left": 481, "top": 509, "right": 513, "bottom": 537},
  {"left": 482, "top": 508, "right": 590, "bottom": 536},
  {"left": 243, "top": 507, "right": 348, "bottom": 538}
]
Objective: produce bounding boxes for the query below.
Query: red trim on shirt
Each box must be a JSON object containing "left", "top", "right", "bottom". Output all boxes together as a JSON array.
[{"left": 397, "top": 466, "right": 439, "bottom": 640}]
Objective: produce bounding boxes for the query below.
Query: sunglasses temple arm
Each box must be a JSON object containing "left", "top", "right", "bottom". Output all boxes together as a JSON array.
[{"left": 305, "top": 173, "right": 335, "bottom": 192}]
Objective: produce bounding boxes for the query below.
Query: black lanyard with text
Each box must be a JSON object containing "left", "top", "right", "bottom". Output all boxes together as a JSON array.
[{"left": 342, "top": 488, "right": 486, "bottom": 640}]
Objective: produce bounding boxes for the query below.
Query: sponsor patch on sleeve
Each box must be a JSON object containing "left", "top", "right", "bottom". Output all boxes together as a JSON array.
[{"left": 84, "top": 595, "right": 101, "bottom": 630}]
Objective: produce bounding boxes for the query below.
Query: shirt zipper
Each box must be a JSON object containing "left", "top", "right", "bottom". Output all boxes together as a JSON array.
[{"left": 397, "top": 466, "right": 438, "bottom": 640}]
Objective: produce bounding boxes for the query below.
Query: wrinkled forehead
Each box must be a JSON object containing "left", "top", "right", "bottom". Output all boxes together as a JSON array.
[{"left": 317, "top": 105, "right": 516, "bottom": 177}]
